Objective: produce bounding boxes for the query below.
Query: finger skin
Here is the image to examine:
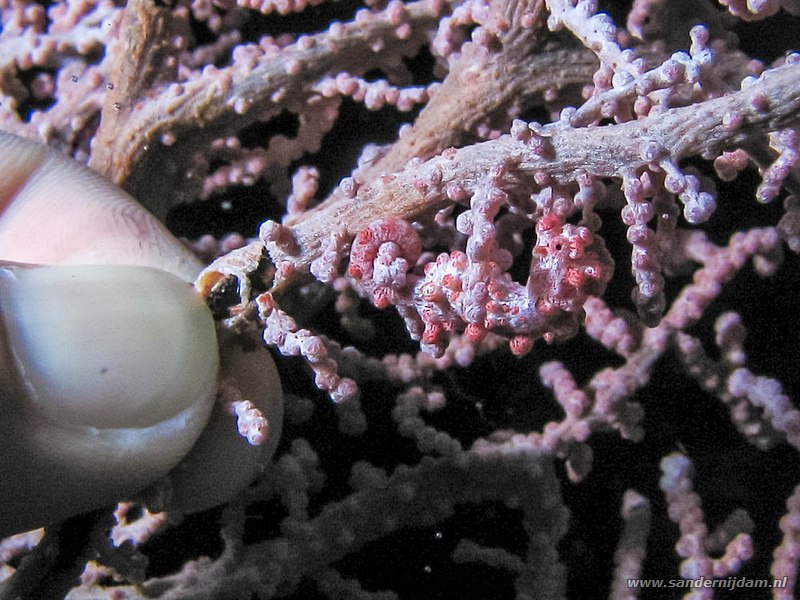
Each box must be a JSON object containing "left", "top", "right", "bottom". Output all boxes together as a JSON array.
[
  {"left": 0, "top": 131, "right": 202, "bottom": 281},
  {"left": 0, "top": 131, "right": 282, "bottom": 536}
]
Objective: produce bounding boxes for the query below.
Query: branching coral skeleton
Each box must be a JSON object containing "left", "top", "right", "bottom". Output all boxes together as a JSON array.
[{"left": 2, "top": 0, "right": 800, "bottom": 598}]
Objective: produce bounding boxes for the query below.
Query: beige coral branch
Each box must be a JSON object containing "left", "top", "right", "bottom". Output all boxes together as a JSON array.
[
  {"left": 89, "top": 0, "right": 441, "bottom": 216},
  {"left": 275, "top": 60, "right": 800, "bottom": 276},
  {"left": 90, "top": 0, "right": 185, "bottom": 181},
  {"left": 296, "top": 0, "right": 597, "bottom": 222},
  {"left": 87, "top": 0, "right": 601, "bottom": 220}
]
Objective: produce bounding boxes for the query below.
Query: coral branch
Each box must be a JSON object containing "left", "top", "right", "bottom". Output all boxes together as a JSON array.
[{"left": 280, "top": 60, "right": 800, "bottom": 273}]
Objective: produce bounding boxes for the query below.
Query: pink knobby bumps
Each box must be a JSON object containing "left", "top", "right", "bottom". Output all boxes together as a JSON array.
[
  {"left": 347, "top": 217, "right": 422, "bottom": 309},
  {"left": 529, "top": 213, "right": 610, "bottom": 314},
  {"left": 348, "top": 211, "right": 612, "bottom": 358}
]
